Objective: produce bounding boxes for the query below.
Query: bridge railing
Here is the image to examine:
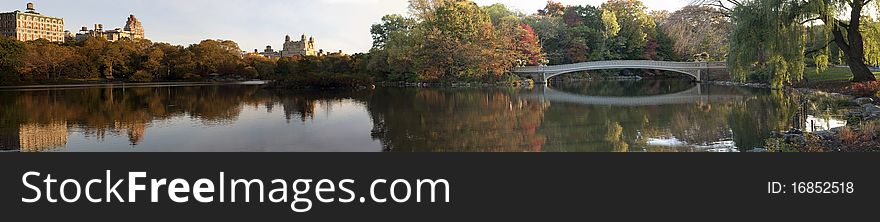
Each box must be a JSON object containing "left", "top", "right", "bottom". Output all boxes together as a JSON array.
[{"left": 512, "top": 60, "right": 727, "bottom": 73}]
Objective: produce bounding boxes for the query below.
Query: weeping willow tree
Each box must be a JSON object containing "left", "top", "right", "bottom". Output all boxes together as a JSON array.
[
  {"left": 700, "top": 0, "right": 880, "bottom": 88},
  {"left": 727, "top": 0, "right": 806, "bottom": 89},
  {"left": 807, "top": 0, "right": 880, "bottom": 82}
]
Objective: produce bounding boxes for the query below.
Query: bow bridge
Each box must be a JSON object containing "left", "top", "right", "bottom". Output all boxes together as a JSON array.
[{"left": 512, "top": 60, "right": 727, "bottom": 83}]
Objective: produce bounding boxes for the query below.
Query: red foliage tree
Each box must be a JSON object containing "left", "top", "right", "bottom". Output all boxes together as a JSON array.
[{"left": 517, "top": 23, "right": 545, "bottom": 66}]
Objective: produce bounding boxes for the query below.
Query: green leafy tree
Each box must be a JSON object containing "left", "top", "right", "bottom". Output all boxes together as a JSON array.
[
  {"left": 704, "top": 0, "right": 880, "bottom": 83},
  {"left": 0, "top": 36, "right": 25, "bottom": 84},
  {"left": 370, "top": 14, "right": 416, "bottom": 49},
  {"left": 726, "top": 0, "right": 806, "bottom": 88},
  {"left": 601, "top": 0, "right": 657, "bottom": 59}
]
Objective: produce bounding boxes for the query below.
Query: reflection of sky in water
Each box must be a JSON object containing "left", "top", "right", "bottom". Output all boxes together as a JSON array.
[
  {"left": 1, "top": 81, "right": 854, "bottom": 152},
  {"left": 646, "top": 137, "right": 739, "bottom": 152},
  {"left": 804, "top": 115, "right": 847, "bottom": 133},
  {"left": 63, "top": 100, "right": 381, "bottom": 152}
]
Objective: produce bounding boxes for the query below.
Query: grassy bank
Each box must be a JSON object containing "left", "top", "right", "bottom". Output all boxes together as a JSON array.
[{"left": 803, "top": 67, "right": 880, "bottom": 82}]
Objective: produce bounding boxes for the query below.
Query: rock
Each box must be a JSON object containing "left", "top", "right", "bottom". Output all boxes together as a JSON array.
[
  {"left": 749, "top": 147, "right": 769, "bottom": 152},
  {"left": 862, "top": 104, "right": 880, "bottom": 114},
  {"left": 784, "top": 136, "right": 805, "bottom": 145},
  {"left": 813, "top": 130, "right": 835, "bottom": 139},
  {"left": 854, "top": 97, "right": 874, "bottom": 105}
]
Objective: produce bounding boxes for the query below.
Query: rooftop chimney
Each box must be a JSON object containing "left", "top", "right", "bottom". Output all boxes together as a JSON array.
[{"left": 26, "top": 3, "right": 35, "bottom": 11}]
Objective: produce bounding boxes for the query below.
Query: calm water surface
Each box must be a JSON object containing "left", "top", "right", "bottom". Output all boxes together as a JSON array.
[{"left": 0, "top": 80, "right": 844, "bottom": 152}]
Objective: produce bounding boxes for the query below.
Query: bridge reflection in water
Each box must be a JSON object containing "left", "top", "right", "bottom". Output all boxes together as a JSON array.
[
  {"left": 507, "top": 83, "right": 758, "bottom": 152},
  {"left": 1, "top": 82, "right": 803, "bottom": 152},
  {"left": 519, "top": 84, "right": 751, "bottom": 107}
]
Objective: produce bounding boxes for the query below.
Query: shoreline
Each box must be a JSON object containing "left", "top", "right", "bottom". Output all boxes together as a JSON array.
[{"left": 0, "top": 80, "right": 269, "bottom": 90}]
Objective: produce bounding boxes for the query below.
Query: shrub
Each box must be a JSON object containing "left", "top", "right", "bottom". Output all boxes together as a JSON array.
[
  {"left": 128, "top": 70, "right": 154, "bottom": 82},
  {"left": 839, "top": 127, "right": 856, "bottom": 145},
  {"left": 275, "top": 73, "right": 374, "bottom": 88},
  {"left": 851, "top": 81, "right": 880, "bottom": 97},
  {"left": 242, "top": 66, "right": 259, "bottom": 79},
  {"left": 182, "top": 73, "right": 202, "bottom": 80},
  {"left": 0, "top": 69, "right": 20, "bottom": 85},
  {"left": 863, "top": 121, "right": 879, "bottom": 138},
  {"left": 748, "top": 68, "right": 772, "bottom": 83}
]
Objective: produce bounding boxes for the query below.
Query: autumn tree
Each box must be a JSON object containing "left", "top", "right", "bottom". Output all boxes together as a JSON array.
[
  {"left": 19, "top": 39, "right": 73, "bottom": 80},
  {"left": 516, "top": 24, "right": 546, "bottom": 66},
  {"left": 418, "top": 0, "right": 503, "bottom": 81},
  {"left": 659, "top": 5, "right": 731, "bottom": 61},
  {"left": 370, "top": 0, "right": 534, "bottom": 82},
  {"left": 538, "top": 1, "right": 566, "bottom": 17},
  {"left": 188, "top": 39, "right": 245, "bottom": 76}
]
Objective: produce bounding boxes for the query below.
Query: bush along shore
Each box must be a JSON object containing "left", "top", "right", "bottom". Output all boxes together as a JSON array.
[
  {"left": 763, "top": 95, "right": 880, "bottom": 152},
  {"left": 376, "top": 78, "right": 536, "bottom": 89},
  {"left": 267, "top": 73, "right": 375, "bottom": 89}
]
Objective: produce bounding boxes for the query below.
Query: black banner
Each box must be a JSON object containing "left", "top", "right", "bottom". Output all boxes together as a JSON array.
[{"left": 1, "top": 153, "right": 876, "bottom": 221}]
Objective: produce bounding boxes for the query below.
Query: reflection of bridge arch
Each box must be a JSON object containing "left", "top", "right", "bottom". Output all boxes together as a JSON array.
[
  {"left": 520, "top": 85, "right": 748, "bottom": 106},
  {"left": 511, "top": 60, "right": 727, "bottom": 83}
]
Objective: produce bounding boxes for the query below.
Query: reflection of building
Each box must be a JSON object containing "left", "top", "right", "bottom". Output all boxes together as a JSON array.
[
  {"left": 0, "top": 3, "right": 66, "bottom": 42},
  {"left": 114, "top": 121, "right": 146, "bottom": 145},
  {"left": 68, "top": 15, "right": 145, "bottom": 42},
  {"left": 16, "top": 122, "right": 68, "bottom": 152}
]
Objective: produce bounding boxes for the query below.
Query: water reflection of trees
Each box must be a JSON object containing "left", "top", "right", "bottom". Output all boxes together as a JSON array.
[
  {"left": 276, "top": 90, "right": 371, "bottom": 123},
  {"left": 0, "top": 85, "right": 370, "bottom": 150},
  {"left": 368, "top": 85, "right": 800, "bottom": 152},
  {"left": 541, "top": 86, "right": 798, "bottom": 151},
  {"left": 367, "top": 88, "right": 548, "bottom": 152},
  {"left": 0, "top": 83, "right": 804, "bottom": 152}
]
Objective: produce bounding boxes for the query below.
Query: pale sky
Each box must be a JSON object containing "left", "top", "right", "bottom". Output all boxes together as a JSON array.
[{"left": 1, "top": 0, "right": 688, "bottom": 53}]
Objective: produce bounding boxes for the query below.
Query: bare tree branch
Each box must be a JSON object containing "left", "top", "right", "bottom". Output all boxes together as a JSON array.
[
  {"left": 801, "top": 17, "right": 822, "bottom": 24},
  {"left": 805, "top": 40, "right": 835, "bottom": 56}
]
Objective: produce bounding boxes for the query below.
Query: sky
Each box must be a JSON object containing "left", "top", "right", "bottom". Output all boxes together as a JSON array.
[{"left": 1, "top": 0, "right": 688, "bottom": 53}]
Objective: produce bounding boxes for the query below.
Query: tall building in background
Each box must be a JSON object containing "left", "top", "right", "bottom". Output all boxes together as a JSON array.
[
  {"left": 69, "top": 14, "right": 145, "bottom": 42},
  {"left": 257, "top": 34, "right": 319, "bottom": 58},
  {"left": 283, "top": 34, "right": 318, "bottom": 56},
  {"left": 0, "top": 3, "right": 65, "bottom": 42},
  {"left": 123, "top": 14, "right": 144, "bottom": 39}
]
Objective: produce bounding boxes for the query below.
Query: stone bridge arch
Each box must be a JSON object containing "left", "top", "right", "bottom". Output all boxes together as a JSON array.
[{"left": 511, "top": 60, "right": 727, "bottom": 83}]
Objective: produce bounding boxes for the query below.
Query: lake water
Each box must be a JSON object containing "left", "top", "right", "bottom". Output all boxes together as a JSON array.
[{"left": 0, "top": 80, "right": 844, "bottom": 152}]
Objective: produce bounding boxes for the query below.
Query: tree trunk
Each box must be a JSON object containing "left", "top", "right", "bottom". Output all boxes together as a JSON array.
[{"left": 829, "top": 1, "right": 877, "bottom": 82}]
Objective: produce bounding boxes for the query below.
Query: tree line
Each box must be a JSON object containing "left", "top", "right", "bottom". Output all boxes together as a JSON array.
[
  {"left": 366, "top": 0, "right": 732, "bottom": 83},
  {"left": 4, "top": 0, "right": 876, "bottom": 88},
  {"left": 1, "top": 0, "right": 728, "bottom": 86},
  {"left": 0, "top": 35, "right": 373, "bottom": 86}
]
